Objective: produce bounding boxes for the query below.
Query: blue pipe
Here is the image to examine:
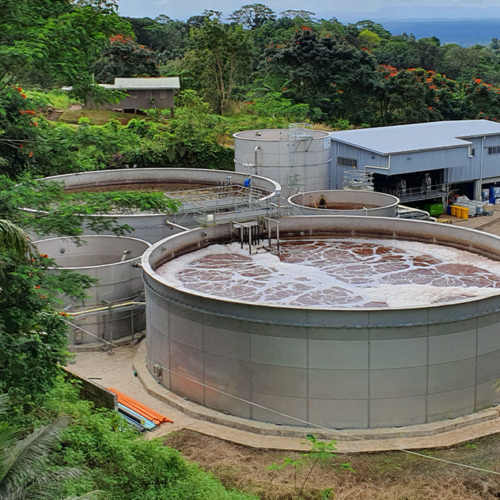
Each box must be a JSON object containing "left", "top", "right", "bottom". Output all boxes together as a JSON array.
[{"left": 118, "top": 403, "right": 156, "bottom": 430}]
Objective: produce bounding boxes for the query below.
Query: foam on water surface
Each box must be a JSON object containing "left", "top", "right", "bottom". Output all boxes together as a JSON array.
[{"left": 156, "top": 239, "right": 500, "bottom": 309}]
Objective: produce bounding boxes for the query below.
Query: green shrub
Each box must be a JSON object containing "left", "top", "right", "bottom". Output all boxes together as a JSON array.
[{"left": 36, "top": 381, "right": 257, "bottom": 500}]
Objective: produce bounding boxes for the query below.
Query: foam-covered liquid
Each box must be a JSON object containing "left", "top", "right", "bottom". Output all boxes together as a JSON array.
[{"left": 156, "top": 239, "right": 500, "bottom": 309}]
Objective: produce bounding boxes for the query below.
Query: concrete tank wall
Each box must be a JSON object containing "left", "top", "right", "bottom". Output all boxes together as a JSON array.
[
  {"left": 142, "top": 217, "right": 500, "bottom": 429},
  {"left": 234, "top": 129, "right": 331, "bottom": 194},
  {"left": 35, "top": 235, "right": 150, "bottom": 344},
  {"left": 288, "top": 190, "right": 399, "bottom": 217},
  {"left": 38, "top": 169, "right": 281, "bottom": 243}
]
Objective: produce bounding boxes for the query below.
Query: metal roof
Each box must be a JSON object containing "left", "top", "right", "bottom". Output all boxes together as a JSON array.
[
  {"left": 100, "top": 77, "right": 181, "bottom": 90},
  {"left": 330, "top": 120, "right": 500, "bottom": 155}
]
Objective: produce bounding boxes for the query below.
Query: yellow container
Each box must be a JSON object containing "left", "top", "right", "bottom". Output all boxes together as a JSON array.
[
  {"left": 451, "top": 205, "right": 457, "bottom": 216},
  {"left": 462, "top": 207, "right": 469, "bottom": 220}
]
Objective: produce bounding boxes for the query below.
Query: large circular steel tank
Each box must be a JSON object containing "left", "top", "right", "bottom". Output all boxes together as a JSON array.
[
  {"left": 234, "top": 128, "right": 331, "bottom": 194},
  {"left": 35, "top": 235, "right": 150, "bottom": 345},
  {"left": 142, "top": 217, "right": 500, "bottom": 429},
  {"left": 288, "top": 190, "right": 399, "bottom": 217},
  {"left": 37, "top": 169, "right": 281, "bottom": 243}
]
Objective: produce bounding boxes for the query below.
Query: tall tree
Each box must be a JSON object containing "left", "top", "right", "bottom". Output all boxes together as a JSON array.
[
  {"left": 92, "top": 35, "right": 160, "bottom": 83},
  {"left": 264, "top": 28, "right": 378, "bottom": 123},
  {"left": 183, "top": 19, "right": 253, "bottom": 114},
  {"left": 228, "top": 4, "right": 276, "bottom": 29},
  {"left": 0, "top": 0, "right": 130, "bottom": 90}
]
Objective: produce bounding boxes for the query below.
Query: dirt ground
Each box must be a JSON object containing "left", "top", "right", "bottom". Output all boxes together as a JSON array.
[{"left": 164, "top": 429, "right": 500, "bottom": 500}]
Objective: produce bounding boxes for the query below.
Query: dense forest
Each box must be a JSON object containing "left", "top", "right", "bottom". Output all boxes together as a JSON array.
[
  {"left": 4, "top": 2, "right": 500, "bottom": 179},
  {"left": 2, "top": 1, "right": 500, "bottom": 499},
  {"left": 124, "top": 6, "right": 500, "bottom": 125}
]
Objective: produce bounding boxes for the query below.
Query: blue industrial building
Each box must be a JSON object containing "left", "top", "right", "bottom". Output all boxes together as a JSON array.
[{"left": 330, "top": 120, "right": 500, "bottom": 204}]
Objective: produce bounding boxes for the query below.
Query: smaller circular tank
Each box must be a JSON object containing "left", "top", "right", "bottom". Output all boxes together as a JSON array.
[
  {"left": 288, "top": 190, "right": 399, "bottom": 217},
  {"left": 234, "top": 128, "right": 331, "bottom": 194},
  {"left": 34, "top": 235, "right": 150, "bottom": 345}
]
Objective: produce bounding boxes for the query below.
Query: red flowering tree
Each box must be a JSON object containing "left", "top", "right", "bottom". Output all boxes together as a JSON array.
[
  {"left": 462, "top": 78, "right": 500, "bottom": 119},
  {"left": 0, "top": 86, "right": 40, "bottom": 177},
  {"left": 93, "top": 35, "right": 160, "bottom": 84},
  {"left": 371, "top": 66, "right": 460, "bottom": 125}
]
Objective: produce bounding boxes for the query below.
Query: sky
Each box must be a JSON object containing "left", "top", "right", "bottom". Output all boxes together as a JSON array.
[{"left": 116, "top": 0, "right": 500, "bottom": 22}]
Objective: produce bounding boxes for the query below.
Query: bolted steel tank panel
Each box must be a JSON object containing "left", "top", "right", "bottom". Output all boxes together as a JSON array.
[
  {"left": 142, "top": 216, "right": 500, "bottom": 428},
  {"left": 34, "top": 235, "right": 150, "bottom": 344},
  {"left": 36, "top": 169, "right": 281, "bottom": 243},
  {"left": 67, "top": 308, "right": 145, "bottom": 347},
  {"left": 288, "top": 190, "right": 399, "bottom": 217},
  {"left": 34, "top": 235, "right": 149, "bottom": 306},
  {"left": 234, "top": 129, "right": 332, "bottom": 193}
]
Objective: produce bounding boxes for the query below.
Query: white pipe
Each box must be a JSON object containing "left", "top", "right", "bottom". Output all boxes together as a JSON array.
[
  {"left": 254, "top": 146, "right": 261, "bottom": 175},
  {"left": 68, "top": 301, "right": 145, "bottom": 317},
  {"left": 365, "top": 154, "right": 391, "bottom": 172},
  {"left": 480, "top": 136, "right": 485, "bottom": 199}
]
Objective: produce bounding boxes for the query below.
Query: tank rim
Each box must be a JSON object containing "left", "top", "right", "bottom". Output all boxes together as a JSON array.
[
  {"left": 142, "top": 216, "right": 500, "bottom": 312},
  {"left": 33, "top": 234, "right": 150, "bottom": 270},
  {"left": 24, "top": 169, "right": 281, "bottom": 219},
  {"left": 233, "top": 129, "right": 330, "bottom": 141},
  {"left": 287, "top": 190, "right": 400, "bottom": 213}
]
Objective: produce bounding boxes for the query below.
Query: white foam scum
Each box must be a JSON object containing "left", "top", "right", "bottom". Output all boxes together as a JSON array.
[{"left": 156, "top": 239, "right": 500, "bottom": 309}]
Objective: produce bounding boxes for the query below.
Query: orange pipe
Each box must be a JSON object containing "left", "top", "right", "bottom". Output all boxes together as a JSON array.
[{"left": 108, "top": 388, "right": 173, "bottom": 425}]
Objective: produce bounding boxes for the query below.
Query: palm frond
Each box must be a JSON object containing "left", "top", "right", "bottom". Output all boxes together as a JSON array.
[
  {"left": 63, "top": 492, "right": 104, "bottom": 500},
  {"left": 22, "top": 468, "right": 82, "bottom": 500},
  {"left": 0, "top": 418, "right": 69, "bottom": 500},
  {"left": 0, "top": 219, "right": 34, "bottom": 259},
  {"left": 0, "top": 395, "right": 9, "bottom": 417},
  {"left": 0, "top": 395, "right": 14, "bottom": 469}
]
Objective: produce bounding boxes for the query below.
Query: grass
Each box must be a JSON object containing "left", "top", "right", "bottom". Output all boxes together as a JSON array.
[
  {"left": 26, "top": 89, "right": 77, "bottom": 110},
  {"left": 58, "top": 109, "right": 146, "bottom": 125},
  {"left": 163, "top": 430, "right": 500, "bottom": 500},
  {"left": 49, "top": 99, "right": 343, "bottom": 135}
]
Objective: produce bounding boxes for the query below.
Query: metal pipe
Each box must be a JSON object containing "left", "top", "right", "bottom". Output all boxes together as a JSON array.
[
  {"left": 479, "top": 136, "right": 486, "bottom": 201},
  {"left": 120, "top": 249, "right": 132, "bottom": 262},
  {"left": 165, "top": 221, "right": 189, "bottom": 232},
  {"left": 254, "top": 146, "right": 261, "bottom": 175},
  {"left": 365, "top": 154, "right": 391, "bottom": 172},
  {"left": 64, "top": 320, "right": 115, "bottom": 347},
  {"left": 68, "top": 301, "right": 145, "bottom": 317}
]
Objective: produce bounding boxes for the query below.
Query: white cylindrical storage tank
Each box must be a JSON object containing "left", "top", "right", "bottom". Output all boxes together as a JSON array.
[
  {"left": 288, "top": 190, "right": 399, "bottom": 217},
  {"left": 35, "top": 169, "right": 280, "bottom": 243},
  {"left": 234, "top": 128, "right": 331, "bottom": 195},
  {"left": 34, "top": 235, "right": 150, "bottom": 345}
]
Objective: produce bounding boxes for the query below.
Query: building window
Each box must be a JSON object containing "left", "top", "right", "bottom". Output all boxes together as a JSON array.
[
  {"left": 488, "top": 146, "right": 500, "bottom": 155},
  {"left": 337, "top": 157, "right": 358, "bottom": 168},
  {"left": 471, "top": 148, "right": 475, "bottom": 157},
  {"left": 159, "top": 90, "right": 167, "bottom": 99}
]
